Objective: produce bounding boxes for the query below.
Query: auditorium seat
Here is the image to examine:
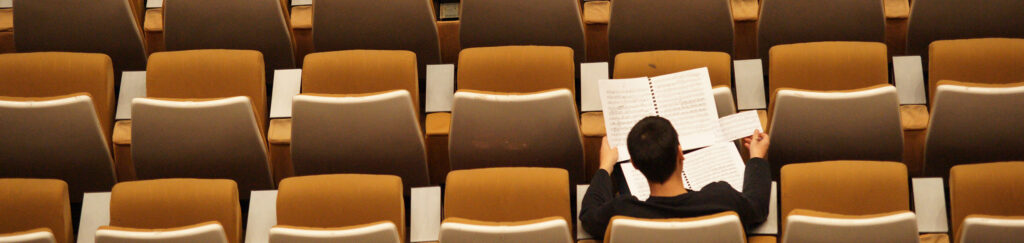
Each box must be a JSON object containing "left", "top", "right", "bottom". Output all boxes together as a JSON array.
[
  {"left": 780, "top": 161, "right": 932, "bottom": 242},
  {"left": 0, "top": 52, "right": 117, "bottom": 201},
  {"left": 905, "top": 0, "right": 1024, "bottom": 58},
  {"left": 581, "top": 50, "right": 735, "bottom": 180},
  {"left": 604, "top": 212, "right": 746, "bottom": 243},
  {"left": 163, "top": 0, "right": 295, "bottom": 70},
  {"left": 923, "top": 81, "right": 1024, "bottom": 178},
  {"left": 101, "top": 179, "right": 240, "bottom": 243},
  {"left": 441, "top": 167, "right": 573, "bottom": 241},
  {"left": 114, "top": 50, "right": 272, "bottom": 196},
  {"left": 267, "top": 50, "right": 425, "bottom": 185},
  {"left": 14, "top": 0, "right": 148, "bottom": 73},
  {"left": 0, "top": 179, "right": 71, "bottom": 243},
  {"left": 758, "top": 0, "right": 884, "bottom": 63},
  {"left": 271, "top": 174, "right": 405, "bottom": 243},
  {"left": 449, "top": 89, "right": 585, "bottom": 184},
  {"left": 927, "top": 38, "right": 1024, "bottom": 104},
  {"left": 424, "top": 45, "right": 576, "bottom": 184},
  {"left": 607, "top": 0, "right": 734, "bottom": 62},
  {"left": 767, "top": 85, "right": 903, "bottom": 173},
  {"left": 949, "top": 162, "right": 1024, "bottom": 243},
  {"left": 460, "top": 0, "right": 586, "bottom": 63},
  {"left": 312, "top": 0, "right": 441, "bottom": 77}
]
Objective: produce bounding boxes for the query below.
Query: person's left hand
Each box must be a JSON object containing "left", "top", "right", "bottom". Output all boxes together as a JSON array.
[{"left": 599, "top": 136, "right": 619, "bottom": 172}]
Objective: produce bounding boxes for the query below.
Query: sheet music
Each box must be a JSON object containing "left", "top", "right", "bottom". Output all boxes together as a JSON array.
[
  {"left": 599, "top": 77, "right": 657, "bottom": 160},
  {"left": 620, "top": 163, "right": 651, "bottom": 201},
  {"left": 649, "top": 68, "right": 722, "bottom": 150},
  {"left": 717, "top": 110, "right": 763, "bottom": 142},
  {"left": 683, "top": 142, "right": 746, "bottom": 192}
]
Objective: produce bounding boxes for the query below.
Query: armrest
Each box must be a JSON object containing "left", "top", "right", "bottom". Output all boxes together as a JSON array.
[
  {"left": 0, "top": 8, "right": 10, "bottom": 32},
  {"left": 243, "top": 190, "right": 279, "bottom": 243},
  {"left": 580, "top": 112, "right": 605, "bottom": 137},
  {"left": 884, "top": 0, "right": 910, "bottom": 19},
  {"left": 426, "top": 64, "right": 456, "bottom": 113},
  {"left": 115, "top": 71, "right": 147, "bottom": 120},
  {"left": 576, "top": 184, "right": 592, "bottom": 240},
  {"left": 900, "top": 105, "right": 929, "bottom": 131},
  {"left": 731, "top": 0, "right": 759, "bottom": 21},
  {"left": 269, "top": 69, "right": 302, "bottom": 119},
  {"left": 733, "top": 59, "right": 766, "bottom": 111},
  {"left": 749, "top": 181, "right": 778, "bottom": 235},
  {"left": 893, "top": 56, "right": 926, "bottom": 105},
  {"left": 145, "top": 0, "right": 161, "bottom": 9},
  {"left": 582, "top": 1, "right": 610, "bottom": 25},
  {"left": 268, "top": 119, "right": 292, "bottom": 145},
  {"left": 912, "top": 178, "right": 949, "bottom": 233},
  {"left": 290, "top": 6, "right": 312, "bottom": 30},
  {"left": 580, "top": 62, "right": 609, "bottom": 112},
  {"left": 77, "top": 192, "right": 112, "bottom": 243},
  {"left": 143, "top": 9, "right": 163, "bottom": 32},
  {"left": 113, "top": 120, "right": 133, "bottom": 145},
  {"left": 291, "top": 0, "right": 311, "bottom": 6},
  {"left": 425, "top": 113, "right": 451, "bottom": 136},
  {"left": 410, "top": 186, "right": 442, "bottom": 242}
]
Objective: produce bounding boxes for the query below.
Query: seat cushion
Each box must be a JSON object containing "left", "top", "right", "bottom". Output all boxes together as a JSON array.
[
  {"left": 0, "top": 179, "right": 71, "bottom": 243},
  {"left": 109, "top": 179, "right": 241, "bottom": 243}
]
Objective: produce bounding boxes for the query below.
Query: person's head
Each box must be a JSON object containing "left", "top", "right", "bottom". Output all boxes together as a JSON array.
[{"left": 627, "top": 116, "right": 683, "bottom": 184}]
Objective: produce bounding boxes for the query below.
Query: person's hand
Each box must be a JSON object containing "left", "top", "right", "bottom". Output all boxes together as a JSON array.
[
  {"left": 743, "top": 130, "right": 770, "bottom": 159},
  {"left": 599, "top": 137, "right": 619, "bottom": 172}
]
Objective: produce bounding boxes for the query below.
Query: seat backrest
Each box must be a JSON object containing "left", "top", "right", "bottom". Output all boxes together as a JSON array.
[
  {"left": 146, "top": 50, "right": 267, "bottom": 135},
  {"left": 780, "top": 161, "right": 910, "bottom": 236},
  {"left": 460, "top": 0, "right": 585, "bottom": 63},
  {"left": 927, "top": 38, "right": 1024, "bottom": 104},
  {"left": 0, "top": 229, "right": 57, "bottom": 243},
  {"left": 312, "top": 0, "right": 440, "bottom": 76},
  {"left": 757, "top": 0, "right": 884, "bottom": 60},
  {"left": 606, "top": 212, "right": 746, "bottom": 243},
  {"left": 712, "top": 87, "right": 736, "bottom": 118},
  {"left": 109, "top": 179, "right": 241, "bottom": 243},
  {"left": 438, "top": 217, "right": 572, "bottom": 243},
  {"left": 163, "top": 0, "right": 295, "bottom": 69},
  {"left": 449, "top": 90, "right": 584, "bottom": 183},
  {"left": 0, "top": 95, "right": 116, "bottom": 201},
  {"left": 14, "top": 0, "right": 147, "bottom": 71},
  {"left": 291, "top": 91, "right": 429, "bottom": 188},
  {"left": 949, "top": 162, "right": 1024, "bottom": 242},
  {"left": 301, "top": 50, "right": 421, "bottom": 116},
  {"left": 608, "top": 0, "right": 734, "bottom": 60},
  {"left": 957, "top": 216, "right": 1024, "bottom": 243},
  {"left": 767, "top": 85, "right": 903, "bottom": 171},
  {"left": 458, "top": 46, "right": 577, "bottom": 97},
  {"left": 95, "top": 222, "right": 229, "bottom": 243},
  {"left": 924, "top": 82, "right": 1024, "bottom": 178},
  {"left": 906, "top": 0, "right": 1024, "bottom": 56},
  {"left": 269, "top": 222, "right": 401, "bottom": 243},
  {"left": 276, "top": 174, "right": 405, "bottom": 240},
  {"left": 0, "top": 52, "right": 115, "bottom": 140},
  {"left": 0, "top": 179, "right": 71, "bottom": 243},
  {"left": 612, "top": 50, "right": 736, "bottom": 117},
  {"left": 130, "top": 97, "right": 273, "bottom": 198},
  {"left": 782, "top": 210, "right": 919, "bottom": 243},
  {"left": 444, "top": 168, "right": 571, "bottom": 225}
]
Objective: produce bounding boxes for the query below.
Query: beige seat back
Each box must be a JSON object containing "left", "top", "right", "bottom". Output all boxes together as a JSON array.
[
  {"left": 164, "top": 0, "right": 295, "bottom": 69},
  {"left": 95, "top": 222, "right": 228, "bottom": 243},
  {"left": 924, "top": 82, "right": 1024, "bottom": 177},
  {"left": 109, "top": 179, "right": 241, "bottom": 243},
  {"left": 312, "top": 0, "right": 440, "bottom": 76},
  {"left": 0, "top": 229, "right": 57, "bottom": 243},
  {"left": 460, "top": 0, "right": 585, "bottom": 63},
  {"left": 758, "top": 0, "right": 884, "bottom": 60},
  {"left": 444, "top": 168, "right": 571, "bottom": 226},
  {"left": 291, "top": 91, "right": 429, "bottom": 188},
  {"left": 767, "top": 85, "right": 903, "bottom": 172},
  {"left": 906, "top": 0, "right": 1024, "bottom": 56},
  {"left": 949, "top": 162, "right": 1024, "bottom": 243},
  {"left": 927, "top": 38, "right": 1024, "bottom": 104},
  {"left": 0, "top": 95, "right": 116, "bottom": 201},
  {"left": 130, "top": 97, "right": 272, "bottom": 198},
  {"left": 782, "top": 210, "right": 919, "bottom": 243},
  {"left": 608, "top": 0, "right": 734, "bottom": 59},
  {"left": 269, "top": 222, "right": 401, "bottom": 243},
  {"left": 14, "top": 0, "right": 147, "bottom": 71},
  {"left": 276, "top": 174, "right": 406, "bottom": 241},
  {"left": 606, "top": 212, "right": 746, "bottom": 243},
  {"left": 449, "top": 90, "right": 584, "bottom": 183},
  {"left": 438, "top": 217, "right": 572, "bottom": 243},
  {"left": 0, "top": 179, "right": 71, "bottom": 243}
]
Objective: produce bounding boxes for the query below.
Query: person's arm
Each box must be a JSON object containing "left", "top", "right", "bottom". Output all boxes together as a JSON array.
[
  {"left": 735, "top": 130, "right": 773, "bottom": 228},
  {"left": 579, "top": 137, "right": 620, "bottom": 239}
]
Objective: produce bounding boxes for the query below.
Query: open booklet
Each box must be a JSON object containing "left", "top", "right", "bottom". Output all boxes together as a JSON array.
[{"left": 620, "top": 142, "right": 748, "bottom": 201}]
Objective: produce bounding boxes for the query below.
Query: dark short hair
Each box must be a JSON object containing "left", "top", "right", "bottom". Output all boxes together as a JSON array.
[{"left": 626, "top": 116, "right": 680, "bottom": 183}]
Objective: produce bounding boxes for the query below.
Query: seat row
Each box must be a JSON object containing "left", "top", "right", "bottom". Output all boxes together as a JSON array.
[{"left": 2, "top": 161, "right": 1023, "bottom": 243}]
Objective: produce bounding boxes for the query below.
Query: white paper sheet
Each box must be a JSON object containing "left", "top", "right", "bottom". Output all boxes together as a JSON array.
[
  {"left": 115, "top": 71, "right": 147, "bottom": 120},
  {"left": 576, "top": 184, "right": 593, "bottom": 240},
  {"left": 77, "top": 192, "right": 111, "bottom": 243},
  {"left": 581, "top": 62, "right": 610, "bottom": 112},
  {"left": 620, "top": 162, "right": 652, "bottom": 201},
  {"left": 269, "top": 69, "right": 302, "bottom": 118},
  {"left": 893, "top": 56, "right": 927, "bottom": 105},
  {"left": 734, "top": 59, "right": 767, "bottom": 110},
  {"left": 291, "top": 0, "right": 312, "bottom": 6},
  {"left": 244, "top": 190, "right": 278, "bottom": 243},
  {"left": 146, "top": 0, "right": 162, "bottom": 8},
  {"left": 410, "top": 186, "right": 442, "bottom": 242},
  {"left": 649, "top": 68, "right": 722, "bottom": 150},
  {"left": 0, "top": 0, "right": 12, "bottom": 8},
  {"left": 913, "top": 178, "right": 949, "bottom": 233},
  {"left": 682, "top": 142, "right": 746, "bottom": 192},
  {"left": 749, "top": 181, "right": 778, "bottom": 235},
  {"left": 717, "top": 110, "right": 763, "bottom": 142},
  {"left": 599, "top": 77, "right": 657, "bottom": 160},
  {"left": 425, "top": 64, "right": 456, "bottom": 113}
]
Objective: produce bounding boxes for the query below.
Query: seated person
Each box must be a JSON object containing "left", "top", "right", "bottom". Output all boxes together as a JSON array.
[{"left": 580, "top": 116, "right": 772, "bottom": 238}]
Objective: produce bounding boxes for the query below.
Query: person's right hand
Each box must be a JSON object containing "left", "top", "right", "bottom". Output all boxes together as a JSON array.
[
  {"left": 743, "top": 130, "right": 770, "bottom": 159},
  {"left": 599, "top": 137, "right": 619, "bottom": 172}
]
